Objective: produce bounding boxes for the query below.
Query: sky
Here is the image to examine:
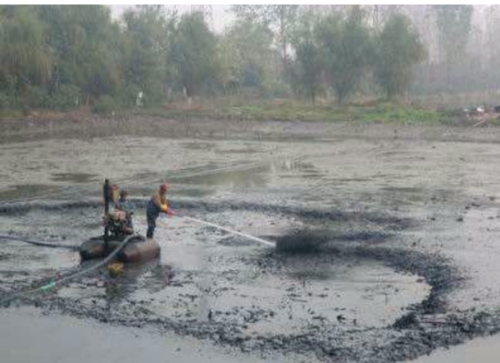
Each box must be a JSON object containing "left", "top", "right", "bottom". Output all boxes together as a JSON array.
[{"left": 110, "top": 5, "right": 234, "bottom": 33}]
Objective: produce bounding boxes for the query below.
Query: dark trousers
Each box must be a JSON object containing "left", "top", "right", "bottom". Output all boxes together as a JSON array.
[
  {"left": 146, "top": 199, "right": 160, "bottom": 239},
  {"left": 146, "top": 211, "right": 157, "bottom": 239}
]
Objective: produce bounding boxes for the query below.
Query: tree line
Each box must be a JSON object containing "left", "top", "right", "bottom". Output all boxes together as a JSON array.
[{"left": 0, "top": 5, "right": 426, "bottom": 112}]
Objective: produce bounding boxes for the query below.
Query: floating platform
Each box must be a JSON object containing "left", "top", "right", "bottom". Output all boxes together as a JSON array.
[{"left": 80, "top": 235, "right": 160, "bottom": 263}]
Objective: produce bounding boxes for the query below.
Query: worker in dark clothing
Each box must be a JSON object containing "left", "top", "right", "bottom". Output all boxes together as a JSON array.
[
  {"left": 103, "top": 185, "right": 134, "bottom": 237},
  {"left": 146, "top": 183, "right": 174, "bottom": 239},
  {"left": 116, "top": 190, "right": 135, "bottom": 232}
]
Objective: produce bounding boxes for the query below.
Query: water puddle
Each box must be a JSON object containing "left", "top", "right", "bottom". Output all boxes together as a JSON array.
[
  {"left": 172, "top": 163, "right": 270, "bottom": 190},
  {"left": 51, "top": 173, "right": 98, "bottom": 183},
  {"left": 181, "top": 141, "right": 216, "bottom": 151},
  {"left": 0, "top": 184, "right": 56, "bottom": 201},
  {"left": 166, "top": 158, "right": 325, "bottom": 194}
]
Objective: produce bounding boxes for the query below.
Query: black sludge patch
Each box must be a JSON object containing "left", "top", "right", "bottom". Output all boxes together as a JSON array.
[{"left": 275, "top": 229, "right": 330, "bottom": 254}]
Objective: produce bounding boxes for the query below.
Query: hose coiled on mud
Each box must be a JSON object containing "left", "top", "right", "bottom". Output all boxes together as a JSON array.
[
  {"left": 0, "top": 234, "right": 141, "bottom": 306},
  {"left": 0, "top": 234, "right": 79, "bottom": 250}
]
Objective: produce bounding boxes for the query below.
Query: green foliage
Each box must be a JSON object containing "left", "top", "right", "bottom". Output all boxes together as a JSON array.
[
  {"left": 374, "top": 14, "right": 425, "bottom": 98},
  {"left": 219, "top": 19, "right": 275, "bottom": 90},
  {"left": 122, "top": 5, "right": 171, "bottom": 105},
  {"left": 36, "top": 6, "right": 121, "bottom": 102},
  {"left": 0, "top": 92, "right": 14, "bottom": 110},
  {"left": 434, "top": 5, "right": 473, "bottom": 88},
  {"left": 434, "top": 5, "right": 473, "bottom": 61},
  {"left": 0, "top": 6, "right": 52, "bottom": 97},
  {"left": 25, "top": 86, "right": 49, "bottom": 108},
  {"left": 316, "top": 7, "right": 373, "bottom": 104},
  {"left": 290, "top": 12, "right": 324, "bottom": 104},
  {"left": 231, "top": 5, "right": 298, "bottom": 82},
  {"left": 91, "top": 95, "right": 119, "bottom": 114},
  {"left": 0, "top": 5, "right": 434, "bottom": 114},
  {"left": 118, "top": 83, "right": 142, "bottom": 108},
  {"left": 0, "top": 75, "right": 19, "bottom": 108},
  {"left": 46, "top": 84, "right": 81, "bottom": 110},
  {"left": 169, "top": 12, "right": 218, "bottom": 96}
]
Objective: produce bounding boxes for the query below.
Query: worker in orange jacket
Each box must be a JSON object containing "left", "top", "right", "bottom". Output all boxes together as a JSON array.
[{"left": 146, "top": 183, "right": 174, "bottom": 239}]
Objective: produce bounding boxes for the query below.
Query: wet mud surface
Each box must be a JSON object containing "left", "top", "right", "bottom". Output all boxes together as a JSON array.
[{"left": 2, "top": 120, "right": 500, "bottom": 362}]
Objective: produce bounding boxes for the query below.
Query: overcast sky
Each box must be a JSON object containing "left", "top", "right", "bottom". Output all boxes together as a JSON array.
[{"left": 110, "top": 5, "right": 234, "bottom": 33}]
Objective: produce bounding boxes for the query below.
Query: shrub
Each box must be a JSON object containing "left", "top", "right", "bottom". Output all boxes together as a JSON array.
[
  {"left": 0, "top": 92, "right": 14, "bottom": 110},
  {"left": 26, "top": 86, "right": 49, "bottom": 108},
  {"left": 92, "top": 95, "right": 119, "bottom": 114},
  {"left": 47, "top": 85, "right": 81, "bottom": 110}
]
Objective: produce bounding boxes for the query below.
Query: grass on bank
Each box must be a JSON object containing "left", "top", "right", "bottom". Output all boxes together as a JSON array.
[
  {"left": 135, "top": 98, "right": 449, "bottom": 125},
  {"left": 0, "top": 97, "right": 456, "bottom": 125}
]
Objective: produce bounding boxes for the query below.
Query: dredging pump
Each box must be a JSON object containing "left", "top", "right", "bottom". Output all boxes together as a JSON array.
[{"left": 79, "top": 179, "right": 160, "bottom": 263}]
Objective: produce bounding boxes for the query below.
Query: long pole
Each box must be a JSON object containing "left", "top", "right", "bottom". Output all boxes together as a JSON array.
[{"left": 103, "top": 179, "right": 110, "bottom": 252}]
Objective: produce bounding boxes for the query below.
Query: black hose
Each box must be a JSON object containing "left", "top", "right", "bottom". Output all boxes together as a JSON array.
[
  {"left": 0, "top": 234, "right": 142, "bottom": 306},
  {"left": 0, "top": 234, "right": 79, "bottom": 250}
]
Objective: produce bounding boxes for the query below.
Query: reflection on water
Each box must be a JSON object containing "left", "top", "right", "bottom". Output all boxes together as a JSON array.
[
  {"left": 57, "top": 259, "right": 175, "bottom": 307},
  {"left": 104, "top": 259, "right": 171, "bottom": 304},
  {"left": 170, "top": 158, "right": 323, "bottom": 193},
  {"left": 172, "top": 163, "right": 270, "bottom": 190}
]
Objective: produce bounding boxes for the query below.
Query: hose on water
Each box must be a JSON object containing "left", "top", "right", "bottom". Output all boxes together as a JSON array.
[
  {"left": 0, "top": 234, "right": 141, "bottom": 306},
  {"left": 179, "top": 215, "right": 275, "bottom": 247},
  {"left": 0, "top": 234, "right": 79, "bottom": 250},
  {"left": 0, "top": 209, "right": 274, "bottom": 306}
]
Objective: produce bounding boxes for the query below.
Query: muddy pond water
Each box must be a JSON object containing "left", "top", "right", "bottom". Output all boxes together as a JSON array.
[{"left": 2, "top": 133, "right": 500, "bottom": 362}]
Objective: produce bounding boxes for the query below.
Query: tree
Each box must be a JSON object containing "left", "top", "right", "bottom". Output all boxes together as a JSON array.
[
  {"left": 290, "top": 10, "right": 324, "bottom": 104},
  {"left": 374, "top": 14, "right": 425, "bottom": 98},
  {"left": 0, "top": 6, "right": 52, "bottom": 102},
  {"left": 364, "top": 5, "right": 403, "bottom": 29},
  {"left": 293, "top": 42, "right": 323, "bottom": 104},
  {"left": 169, "top": 11, "right": 218, "bottom": 97},
  {"left": 122, "top": 5, "right": 172, "bottom": 105},
  {"left": 231, "top": 5, "right": 298, "bottom": 82},
  {"left": 316, "top": 7, "right": 372, "bottom": 104},
  {"left": 36, "top": 5, "right": 122, "bottom": 104},
  {"left": 218, "top": 18, "right": 274, "bottom": 91},
  {"left": 434, "top": 5, "right": 473, "bottom": 89},
  {"left": 483, "top": 6, "right": 500, "bottom": 89}
]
